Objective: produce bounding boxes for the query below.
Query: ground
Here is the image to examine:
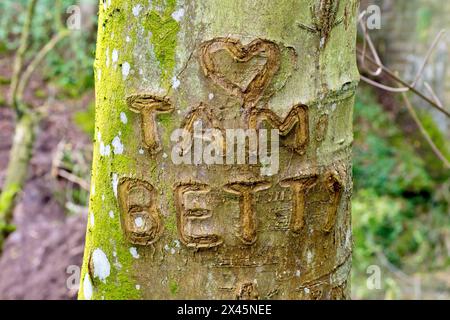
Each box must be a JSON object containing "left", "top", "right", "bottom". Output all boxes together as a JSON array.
[{"left": 0, "top": 56, "right": 92, "bottom": 299}]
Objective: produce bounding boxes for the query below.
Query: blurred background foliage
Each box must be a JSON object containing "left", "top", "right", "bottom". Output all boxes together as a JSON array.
[
  {"left": 0, "top": 0, "right": 449, "bottom": 299},
  {"left": 352, "top": 87, "right": 450, "bottom": 299},
  {"left": 0, "top": 0, "right": 96, "bottom": 96}
]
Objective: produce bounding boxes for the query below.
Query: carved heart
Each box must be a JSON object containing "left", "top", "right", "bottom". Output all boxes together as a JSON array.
[{"left": 200, "top": 37, "right": 281, "bottom": 109}]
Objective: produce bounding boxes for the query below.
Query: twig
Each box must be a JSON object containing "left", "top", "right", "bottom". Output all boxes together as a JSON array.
[
  {"left": 57, "top": 169, "right": 90, "bottom": 191},
  {"left": 411, "top": 30, "right": 446, "bottom": 88},
  {"left": 360, "top": 75, "right": 408, "bottom": 93},
  {"left": 357, "top": 48, "right": 450, "bottom": 118},
  {"left": 358, "top": 11, "right": 382, "bottom": 76},
  {"left": 376, "top": 251, "right": 410, "bottom": 282},
  {"left": 401, "top": 93, "right": 450, "bottom": 169},
  {"left": 16, "top": 30, "right": 70, "bottom": 106},
  {"left": 357, "top": 12, "right": 449, "bottom": 118},
  {"left": 424, "top": 81, "right": 443, "bottom": 108},
  {"left": 9, "top": 0, "right": 38, "bottom": 110}
]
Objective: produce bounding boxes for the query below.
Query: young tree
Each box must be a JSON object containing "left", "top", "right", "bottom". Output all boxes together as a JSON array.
[{"left": 79, "top": 0, "right": 359, "bottom": 300}]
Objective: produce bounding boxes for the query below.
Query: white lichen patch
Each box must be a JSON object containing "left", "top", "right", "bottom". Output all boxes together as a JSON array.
[
  {"left": 129, "top": 247, "right": 140, "bottom": 259},
  {"left": 92, "top": 248, "right": 111, "bottom": 283},
  {"left": 120, "top": 112, "right": 128, "bottom": 124},
  {"left": 306, "top": 250, "right": 314, "bottom": 264},
  {"left": 112, "top": 136, "right": 124, "bottom": 155},
  {"left": 126, "top": 36, "right": 131, "bottom": 43},
  {"left": 106, "top": 47, "right": 110, "bottom": 67},
  {"left": 132, "top": 4, "right": 143, "bottom": 17},
  {"left": 103, "top": 0, "right": 112, "bottom": 11},
  {"left": 90, "top": 212, "right": 95, "bottom": 227},
  {"left": 139, "top": 148, "right": 145, "bottom": 155},
  {"left": 171, "top": 8, "right": 185, "bottom": 22},
  {"left": 100, "top": 142, "right": 111, "bottom": 157},
  {"left": 134, "top": 217, "right": 144, "bottom": 228},
  {"left": 112, "top": 49, "right": 119, "bottom": 64},
  {"left": 171, "top": 76, "right": 180, "bottom": 89},
  {"left": 109, "top": 210, "right": 115, "bottom": 219},
  {"left": 112, "top": 173, "right": 119, "bottom": 198},
  {"left": 122, "top": 62, "right": 131, "bottom": 80},
  {"left": 208, "top": 93, "right": 214, "bottom": 100},
  {"left": 83, "top": 274, "right": 93, "bottom": 300},
  {"left": 136, "top": 285, "right": 141, "bottom": 290}
]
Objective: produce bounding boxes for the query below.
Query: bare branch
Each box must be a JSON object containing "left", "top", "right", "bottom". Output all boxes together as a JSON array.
[
  {"left": 401, "top": 93, "right": 450, "bottom": 169},
  {"left": 357, "top": 48, "right": 450, "bottom": 118},
  {"left": 411, "top": 30, "right": 446, "bottom": 88},
  {"left": 360, "top": 75, "right": 409, "bottom": 93},
  {"left": 358, "top": 11, "right": 383, "bottom": 76},
  {"left": 9, "top": 0, "right": 38, "bottom": 110},
  {"left": 16, "top": 30, "right": 70, "bottom": 106},
  {"left": 424, "top": 81, "right": 443, "bottom": 108}
]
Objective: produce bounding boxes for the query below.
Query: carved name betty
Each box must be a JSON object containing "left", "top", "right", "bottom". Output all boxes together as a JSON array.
[{"left": 118, "top": 171, "right": 344, "bottom": 247}]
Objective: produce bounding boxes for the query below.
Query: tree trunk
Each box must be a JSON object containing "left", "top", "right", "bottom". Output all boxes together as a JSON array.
[
  {"left": 79, "top": 0, "right": 359, "bottom": 300},
  {"left": 0, "top": 112, "right": 37, "bottom": 250}
]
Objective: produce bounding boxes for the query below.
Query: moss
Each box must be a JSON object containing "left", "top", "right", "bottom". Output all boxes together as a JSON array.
[
  {"left": 169, "top": 279, "right": 179, "bottom": 295},
  {"left": 142, "top": 0, "right": 180, "bottom": 88},
  {"left": 164, "top": 208, "right": 177, "bottom": 236},
  {"left": 0, "top": 184, "right": 20, "bottom": 217},
  {"left": 78, "top": 0, "right": 142, "bottom": 300}
]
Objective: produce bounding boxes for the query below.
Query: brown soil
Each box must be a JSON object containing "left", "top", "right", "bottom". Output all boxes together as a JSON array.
[{"left": 0, "top": 55, "right": 92, "bottom": 300}]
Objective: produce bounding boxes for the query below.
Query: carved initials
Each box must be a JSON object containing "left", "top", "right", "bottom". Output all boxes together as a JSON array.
[
  {"left": 179, "top": 102, "right": 225, "bottom": 156},
  {"left": 280, "top": 174, "right": 318, "bottom": 234},
  {"left": 117, "top": 178, "right": 162, "bottom": 245},
  {"left": 200, "top": 37, "right": 281, "bottom": 110},
  {"left": 323, "top": 171, "right": 343, "bottom": 232},
  {"left": 126, "top": 94, "right": 174, "bottom": 154},
  {"left": 174, "top": 183, "right": 223, "bottom": 248},
  {"left": 248, "top": 104, "right": 309, "bottom": 154},
  {"left": 224, "top": 181, "right": 271, "bottom": 245}
]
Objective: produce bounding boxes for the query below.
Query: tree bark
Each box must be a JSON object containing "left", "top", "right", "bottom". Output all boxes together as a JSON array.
[
  {"left": 79, "top": 0, "right": 359, "bottom": 300},
  {"left": 0, "top": 112, "right": 37, "bottom": 250}
]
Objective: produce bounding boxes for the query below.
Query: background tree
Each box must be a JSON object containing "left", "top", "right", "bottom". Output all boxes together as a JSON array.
[
  {"left": 79, "top": 0, "right": 359, "bottom": 300},
  {"left": 0, "top": 0, "right": 69, "bottom": 250}
]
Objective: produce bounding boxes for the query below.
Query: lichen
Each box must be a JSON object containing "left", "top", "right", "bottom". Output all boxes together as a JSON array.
[
  {"left": 143, "top": 0, "right": 180, "bottom": 88},
  {"left": 78, "top": 0, "right": 143, "bottom": 300},
  {"left": 169, "top": 279, "right": 179, "bottom": 295}
]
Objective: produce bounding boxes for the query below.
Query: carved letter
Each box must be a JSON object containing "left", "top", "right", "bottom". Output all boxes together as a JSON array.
[
  {"left": 117, "top": 178, "right": 162, "bottom": 245},
  {"left": 126, "top": 94, "right": 174, "bottom": 154},
  {"left": 323, "top": 171, "right": 343, "bottom": 232},
  {"left": 248, "top": 104, "right": 309, "bottom": 154},
  {"left": 174, "top": 183, "right": 222, "bottom": 249},
  {"left": 179, "top": 102, "right": 225, "bottom": 158},
  {"left": 223, "top": 181, "right": 271, "bottom": 245},
  {"left": 280, "top": 175, "right": 318, "bottom": 233}
]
